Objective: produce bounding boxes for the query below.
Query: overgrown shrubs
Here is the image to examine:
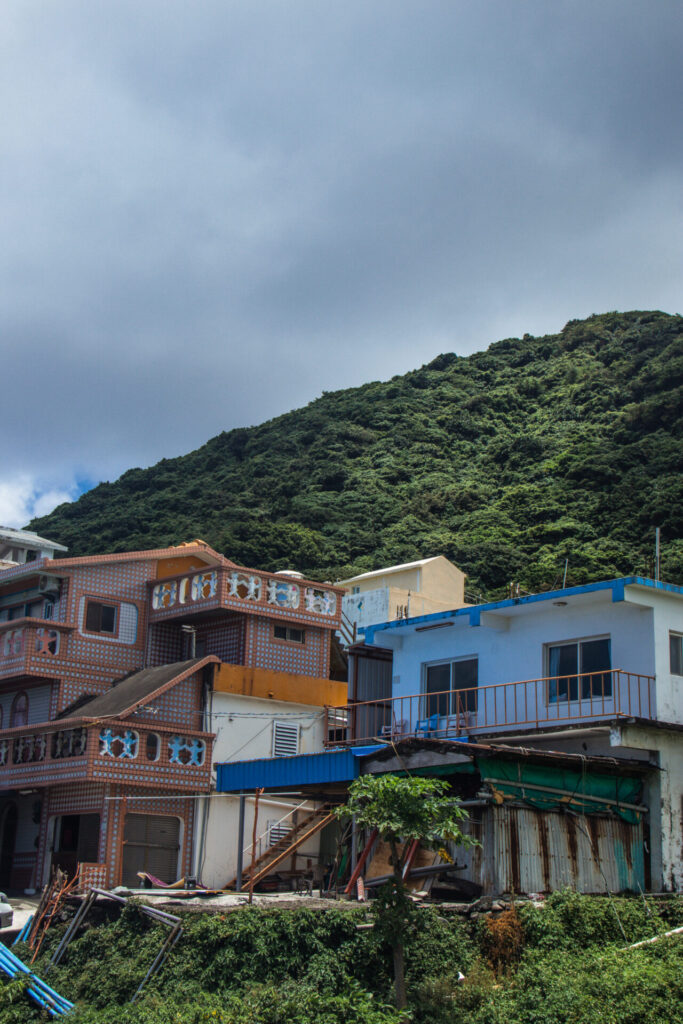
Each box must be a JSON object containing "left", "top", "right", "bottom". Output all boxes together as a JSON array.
[{"left": 2, "top": 892, "right": 682, "bottom": 1023}]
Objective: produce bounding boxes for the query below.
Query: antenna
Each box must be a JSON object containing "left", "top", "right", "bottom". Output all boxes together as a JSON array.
[
  {"left": 562, "top": 559, "right": 568, "bottom": 589},
  {"left": 655, "top": 527, "right": 660, "bottom": 582}
]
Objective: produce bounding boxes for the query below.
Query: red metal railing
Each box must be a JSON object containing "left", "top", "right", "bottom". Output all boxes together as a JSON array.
[{"left": 324, "top": 669, "right": 656, "bottom": 747}]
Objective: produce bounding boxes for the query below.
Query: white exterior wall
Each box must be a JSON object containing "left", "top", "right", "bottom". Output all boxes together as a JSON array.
[
  {"left": 649, "top": 593, "right": 683, "bottom": 724},
  {"left": 343, "top": 590, "right": 390, "bottom": 634},
  {"left": 198, "top": 691, "right": 327, "bottom": 889},
  {"left": 386, "top": 595, "right": 657, "bottom": 731},
  {"left": 371, "top": 582, "right": 683, "bottom": 891},
  {"left": 614, "top": 724, "right": 683, "bottom": 891}
]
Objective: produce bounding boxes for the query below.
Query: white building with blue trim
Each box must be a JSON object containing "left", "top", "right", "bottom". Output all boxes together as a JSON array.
[{"left": 347, "top": 577, "right": 682, "bottom": 891}]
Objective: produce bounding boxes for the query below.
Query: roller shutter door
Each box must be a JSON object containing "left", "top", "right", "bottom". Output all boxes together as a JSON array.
[{"left": 121, "top": 814, "right": 181, "bottom": 887}]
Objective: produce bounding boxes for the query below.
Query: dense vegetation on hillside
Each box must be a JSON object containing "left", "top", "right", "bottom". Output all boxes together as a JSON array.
[
  {"left": 4, "top": 892, "right": 683, "bottom": 1022},
  {"left": 31, "top": 311, "right": 682, "bottom": 595}
]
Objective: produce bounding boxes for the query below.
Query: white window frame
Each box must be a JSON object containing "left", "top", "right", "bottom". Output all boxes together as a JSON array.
[
  {"left": 421, "top": 656, "right": 479, "bottom": 717},
  {"left": 544, "top": 634, "right": 612, "bottom": 703},
  {"left": 670, "top": 632, "right": 683, "bottom": 676}
]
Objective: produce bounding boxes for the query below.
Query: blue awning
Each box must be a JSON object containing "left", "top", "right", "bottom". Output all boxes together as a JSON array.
[{"left": 216, "top": 745, "right": 384, "bottom": 793}]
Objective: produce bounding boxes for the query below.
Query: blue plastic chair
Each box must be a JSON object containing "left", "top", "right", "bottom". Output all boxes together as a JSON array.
[{"left": 414, "top": 713, "right": 439, "bottom": 737}]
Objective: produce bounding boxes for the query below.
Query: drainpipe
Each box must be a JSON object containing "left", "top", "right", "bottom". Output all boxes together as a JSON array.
[{"left": 235, "top": 794, "right": 246, "bottom": 892}]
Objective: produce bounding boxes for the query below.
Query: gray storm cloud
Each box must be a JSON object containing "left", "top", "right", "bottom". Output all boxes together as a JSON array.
[{"left": 1, "top": 0, "right": 681, "bottom": 523}]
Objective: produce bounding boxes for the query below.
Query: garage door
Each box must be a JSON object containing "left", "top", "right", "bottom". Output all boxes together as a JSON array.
[{"left": 121, "top": 814, "right": 181, "bottom": 887}]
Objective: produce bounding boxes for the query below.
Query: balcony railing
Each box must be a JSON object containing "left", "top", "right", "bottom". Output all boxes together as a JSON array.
[
  {"left": 0, "top": 719, "right": 213, "bottom": 790},
  {"left": 324, "top": 669, "right": 656, "bottom": 747},
  {"left": 0, "top": 620, "right": 71, "bottom": 679},
  {"left": 148, "top": 566, "right": 342, "bottom": 625}
]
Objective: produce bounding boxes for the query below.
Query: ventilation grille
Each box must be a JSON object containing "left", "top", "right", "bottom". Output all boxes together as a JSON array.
[
  {"left": 267, "top": 820, "right": 293, "bottom": 847},
  {"left": 272, "top": 721, "right": 299, "bottom": 757}
]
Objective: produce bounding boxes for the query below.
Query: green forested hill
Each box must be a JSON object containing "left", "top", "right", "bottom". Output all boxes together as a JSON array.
[{"left": 31, "top": 311, "right": 683, "bottom": 596}]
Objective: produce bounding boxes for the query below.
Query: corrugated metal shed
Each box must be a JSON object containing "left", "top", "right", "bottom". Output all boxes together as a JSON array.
[
  {"left": 216, "top": 745, "right": 383, "bottom": 793},
  {"left": 453, "top": 804, "right": 644, "bottom": 895}
]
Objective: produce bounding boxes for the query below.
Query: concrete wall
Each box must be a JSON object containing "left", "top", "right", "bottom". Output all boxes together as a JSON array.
[
  {"left": 613, "top": 723, "right": 683, "bottom": 891},
  {"left": 387, "top": 597, "right": 656, "bottom": 731},
  {"left": 199, "top": 691, "right": 328, "bottom": 888},
  {"left": 341, "top": 557, "right": 468, "bottom": 634},
  {"left": 650, "top": 592, "right": 683, "bottom": 724}
]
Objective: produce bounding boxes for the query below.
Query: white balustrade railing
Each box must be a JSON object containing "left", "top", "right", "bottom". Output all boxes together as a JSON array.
[{"left": 151, "top": 568, "right": 338, "bottom": 617}]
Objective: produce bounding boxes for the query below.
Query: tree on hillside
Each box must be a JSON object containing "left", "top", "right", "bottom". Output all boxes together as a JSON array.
[{"left": 336, "top": 774, "right": 477, "bottom": 1010}]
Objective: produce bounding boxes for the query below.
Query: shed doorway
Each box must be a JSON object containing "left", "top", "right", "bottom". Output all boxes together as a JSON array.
[
  {"left": 121, "top": 814, "right": 181, "bottom": 887},
  {"left": 51, "top": 814, "right": 101, "bottom": 880},
  {"left": 0, "top": 804, "right": 18, "bottom": 889}
]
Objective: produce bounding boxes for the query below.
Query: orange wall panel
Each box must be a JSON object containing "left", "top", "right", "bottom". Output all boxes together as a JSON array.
[{"left": 214, "top": 662, "right": 347, "bottom": 707}]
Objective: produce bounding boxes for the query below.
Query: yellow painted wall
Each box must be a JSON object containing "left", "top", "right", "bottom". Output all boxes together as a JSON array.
[
  {"left": 417, "top": 557, "right": 466, "bottom": 606},
  {"left": 342, "top": 557, "right": 467, "bottom": 610},
  {"left": 214, "top": 663, "right": 347, "bottom": 707},
  {"left": 386, "top": 586, "right": 466, "bottom": 618},
  {"left": 156, "top": 555, "right": 212, "bottom": 578}
]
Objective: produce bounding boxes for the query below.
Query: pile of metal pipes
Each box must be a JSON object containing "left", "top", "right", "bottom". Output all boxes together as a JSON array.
[{"left": 0, "top": 941, "right": 73, "bottom": 1017}]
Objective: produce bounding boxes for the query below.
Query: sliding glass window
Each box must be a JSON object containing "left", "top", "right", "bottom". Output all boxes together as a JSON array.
[
  {"left": 423, "top": 659, "right": 478, "bottom": 717},
  {"left": 547, "top": 638, "right": 611, "bottom": 703}
]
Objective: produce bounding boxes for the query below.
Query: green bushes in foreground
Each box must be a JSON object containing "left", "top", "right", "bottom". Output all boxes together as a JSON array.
[{"left": 2, "top": 892, "right": 682, "bottom": 1023}]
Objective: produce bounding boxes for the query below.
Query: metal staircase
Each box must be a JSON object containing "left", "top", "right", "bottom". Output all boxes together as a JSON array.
[{"left": 226, "top": 804, "right": 336, "bottom": 891}]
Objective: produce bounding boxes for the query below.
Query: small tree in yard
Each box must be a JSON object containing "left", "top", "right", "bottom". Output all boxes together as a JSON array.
[{"left": 336, "top": 774, "right": 477, "bottom": 1011}]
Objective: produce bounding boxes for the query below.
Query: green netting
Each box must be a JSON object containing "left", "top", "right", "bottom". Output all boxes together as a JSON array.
[{"left": 473, "top": 757, "right": 643, "bottom": 823}]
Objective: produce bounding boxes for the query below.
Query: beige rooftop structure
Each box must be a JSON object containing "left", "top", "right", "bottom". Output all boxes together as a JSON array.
[
  {"left": 337, "top": 556, "right": 468, "bottom": 638},
  {"left": 0, "top": 526, "right": 67, "bottom": 570}
]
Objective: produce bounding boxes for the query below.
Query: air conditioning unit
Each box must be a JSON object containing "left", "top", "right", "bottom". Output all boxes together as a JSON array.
[{"left": 38, "top": 575, "right": 61, "bottom": 598}]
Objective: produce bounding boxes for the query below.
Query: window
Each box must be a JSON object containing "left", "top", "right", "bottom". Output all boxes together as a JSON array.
[
  {"left": 272, "top": 721, "right": 299, "bottom": 757},
  {"left": 84, "top": 601, "right": 117, "bottom": 635},
  {"left": 352, "top": 586, "right": 360, "bottom": 595},
  {"left": 670, "top": 633, "right": 683, "bottom": 676},
  {"left": 423, "top": 658, "right": 478, "bottom": 717},
  {"left": 274, "top": 625, "right": 305, "bottom": 644},
  {"left": 145, "top": 733, "right": 160, "bottom": 761},
  {"left": 547, "top": 638, "right": 611, "bottom": 702},
  {"left": 10, "top": 692, "right": 28, "bottom": 728}
]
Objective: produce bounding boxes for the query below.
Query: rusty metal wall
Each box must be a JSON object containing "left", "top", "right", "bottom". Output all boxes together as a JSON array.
[
  {"left": 453, "top": 804, "right": 644, "bottom": 896},
  {"left": 353, "top": 652, "right": 392, "bottom": 703}
]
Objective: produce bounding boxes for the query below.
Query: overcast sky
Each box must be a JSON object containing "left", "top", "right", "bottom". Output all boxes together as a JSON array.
[{"left": 2, "top": 1, "right": 681, "bottom": 528}]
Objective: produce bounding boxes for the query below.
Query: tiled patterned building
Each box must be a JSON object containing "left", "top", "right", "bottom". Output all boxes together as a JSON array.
[{"left": 0, "top": 541, "right": 344, "bottom": 891}]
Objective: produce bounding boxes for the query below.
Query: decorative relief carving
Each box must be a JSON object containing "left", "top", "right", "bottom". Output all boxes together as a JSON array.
[
  {"left": 152, "top": 581, "right": 177, "bottom": 609},
  {"left": 191, "top": 571, "right": 218, "bottom": 601},
  {"left": 266, "top": 580, "right": 300, "bottom": 609},
  {"left": 227, "top": 572, "right": 261, "bottom": 601},
  {"left": 2, "top": 629, "right": 24, "bottom": 657},
  {"left": 13, "top": 733, "right": 48, "bottom": 764},
  {"left": 168, "top": 734, "right": 205, "bottom": 766},
  {"left": 98, "top": 727, "right": 139, "bottom": 759},
  {"left": 304, "top": 587, "right": 337, "bottom": 616},
  {"left": 52, "top": 728, "right": 87, "bottom": 759},
  {"left": 34, "top": 629, "right": 60, "bottom": 656}
]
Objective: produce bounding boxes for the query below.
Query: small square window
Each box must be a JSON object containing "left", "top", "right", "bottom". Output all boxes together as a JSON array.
[
  {"left": 274, "top": 625, "right": 305, "bottom": 644},
  {"left": 85, "top": 601, "right": 118, "bottom": 635},
  {"left": 670, "top": 633, "right": 683, "bottom": 676}
]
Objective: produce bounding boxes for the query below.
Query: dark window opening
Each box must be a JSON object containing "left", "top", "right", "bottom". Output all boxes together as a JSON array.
[
  {"left": 10, "top": 692, "right": 28, "bottom": 728},
  {"left": 146, "top": 734, "right": 160, "bottom": 761},
  {"left": 274, "top": 625, "right": 305, "bottom": 644},
  {"left": 85, "top": 601, "right": 118, "bottom": 634},
  {"left": 424, "top": 659, "right": 478, "bottom": 718},
  {"left": 548, "top": 638, "right": 611, "bottom": 702}
]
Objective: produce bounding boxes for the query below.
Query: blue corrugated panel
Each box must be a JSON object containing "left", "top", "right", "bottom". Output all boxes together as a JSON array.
[{"left": 216, "top": 745, "right": 383, "bottom": 792}]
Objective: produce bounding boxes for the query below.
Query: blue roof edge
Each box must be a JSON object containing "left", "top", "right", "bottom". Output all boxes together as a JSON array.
[{"left": 363, "top": 577, "right": 683, "bottom": 644}]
